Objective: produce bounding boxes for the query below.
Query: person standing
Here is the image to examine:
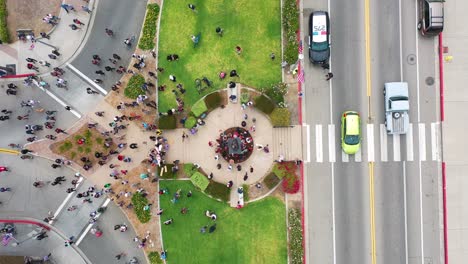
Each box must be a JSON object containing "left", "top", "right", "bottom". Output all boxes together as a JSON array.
[
  {"left": 325, "top": 72, "right": 334, "bottom": 81},
  {"left": 235, "top": 46, "right": 242, "bottom": 55}
]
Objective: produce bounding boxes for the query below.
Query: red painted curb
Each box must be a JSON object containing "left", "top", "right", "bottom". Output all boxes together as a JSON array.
[
  {"left": 442, "top": 162, "right": 448, "bottom": 264},
  {"left": 1, "top": 73, "right": 35, "bottom": 79},
  {"left": 0, "top": 219, "right": 50, "bottom": 230},
  {"left": 438, "top": 34, "right": 445, "bottom": 122}
]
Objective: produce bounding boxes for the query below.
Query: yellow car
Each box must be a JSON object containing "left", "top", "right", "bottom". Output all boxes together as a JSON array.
[{"left": 341, "top": 111, "right": 361, "bottom": 154}]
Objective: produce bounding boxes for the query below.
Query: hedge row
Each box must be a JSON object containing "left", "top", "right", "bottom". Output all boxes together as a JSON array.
[
  {"left": 131, "top": 192, "right": 151, "bottom": 223},
  {"left": 138, "top": 4, "right": 160, "bottom": 50},
  {"left": 0, "top": 0, "right": 9, "bottom": 44},
  {"left": 282, "top": 0, "right": 299, "bottom": 64},
  {"left": 288, "top": 208, "right": 304, "bottom": 264},
  {"left": 205, "top": 181, "right": 230, "bottom": 202},
  {"left": 124, "top": 74, "right": 145, "bottom": 99}
]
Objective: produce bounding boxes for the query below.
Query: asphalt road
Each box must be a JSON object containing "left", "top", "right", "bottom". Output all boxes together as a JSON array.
[
  {"left": 302, "top": 0, "right": 442, "bottom": 263},
  {"left": 70, "top": 0, "right": 148, "bottom": 91}
]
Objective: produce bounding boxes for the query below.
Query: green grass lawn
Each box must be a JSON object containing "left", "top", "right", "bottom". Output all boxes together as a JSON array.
[
  {"left": 159, "top": 180, "right": 287, "bottom": 264},
  {"left": 157, "top": 0, "right": 282, "bottom": 112}
]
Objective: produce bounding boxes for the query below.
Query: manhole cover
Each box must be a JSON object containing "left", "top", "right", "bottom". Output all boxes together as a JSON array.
[
  {"left": 426, "top": 77, "right": 434, "bottom": 86},
  {"left": 407, "top": 54, "right": 416, "bottom": 65}
]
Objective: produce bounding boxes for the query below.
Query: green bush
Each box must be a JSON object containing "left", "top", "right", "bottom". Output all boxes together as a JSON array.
[
  {"left": 158, "top": 115, "right": 177, "bottom": 129},
  {"left": 242, "top": 184, "right": 250, "bottom": 202},
  {"left": 183, "top": 163, "right": 196, "bottom": 176},
  {"left": 124, "top": 74, "right": 146, "bottom": 99},
  {"left": 283, "top": 0, "right": 299, "bottom": 64},
  {"left": 85, "top": 147, "right": 92, "bottom": 153},
  {"left": 272, "top": 162, "right": 297, "bottom": 179},
  {"left": 205, "top": 181, "right": 230, "bottom": 202},
  {"left": 270, "top": 108, "right": 291, "bottom": 127},
  {"left": 131, "top": 192, "right": 152, "bottom": 223},
  {"left": 264, "top": 172, "right": 281, "bottom": 189},
  {"left": 148, "top": 252, "right": 163, "bottom": 264},
  {"left": 70, "top": 152, "right": 77, "bottom": 159},
  {"left": 95, "top": 137, "right": 103, "bottom": 144},
  {"left": 184, "top": 116, "right": 197, "bottom": 129},
  {"left": 190, "top": 172, "right": 209, "bottom": 191},
  {"left": 63, "top": 141, "right": 73, "bottom": 151},
  {"left": 158, "top": 164, "right": 176, "bottom": 179},
  {"left": 77, "top": 146, "right": 84, "bottom": 153},
  {"left": 289, "top": 208, "right": 304, "bottom": 264},
  {"left": 240, "top": 91, "right": 250, "bottom": 104},
  {"left": 138, "top": 4, "right": 160, "bottom": 50},
  {"left": 0, "top": 0, "right": 10, "bottom": 44},
  {"left": 254, "top": 95, "right": 276, "bottom": 115},
  {"left": 204, "top": 92, "right": 222, "bottom": 110},
  {"left": 191, "top": 100, "right": 208, "bottom": 117}
]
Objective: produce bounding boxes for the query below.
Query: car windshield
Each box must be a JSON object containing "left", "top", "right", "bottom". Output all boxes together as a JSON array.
[
  {"left": 312, "top": 41, "right": 328, "bottom": 51},
  {"left": 344, "top": 135, "right": 360, "bottom": 145}
]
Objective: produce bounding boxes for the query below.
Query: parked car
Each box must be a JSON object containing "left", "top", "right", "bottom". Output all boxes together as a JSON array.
[
  {"left": 308, "top": 11, "right": 330, "bottom": 64},
  {"left": 417, "top": 0, "right": 444, "bottom": 36}
]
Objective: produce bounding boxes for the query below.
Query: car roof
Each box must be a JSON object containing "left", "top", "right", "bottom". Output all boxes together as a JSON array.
[
  {"left": 345, "top": 114, "right": 359, "bottom": 135},
  {"left": 311, "top": 12, "right": 328, "bottom": 43}
]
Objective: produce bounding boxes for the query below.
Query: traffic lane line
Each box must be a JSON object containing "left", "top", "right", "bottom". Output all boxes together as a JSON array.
[
  {"left": 393, "top": 134, "right": 401, "bottom": 161},
  {"left": 316, "top": 125, "right": 323, "bottom": 163},
  {"left": 75, "top": 198, "right": 111, "bottom": 246},
  {"left": 369, "top": 162, "right": 377, "bottom": 264},
  {"left": 66, "top": 63, "right": 108, "bottom": 95},
  {"left": 34, "top": 84, "right": 82, "bottom": 118},
  {"left": 329, "top": 124, "right": 336, "bottom": 162},
  {"left": 0, "top": 148, "right": 20, "bottom": 155}
]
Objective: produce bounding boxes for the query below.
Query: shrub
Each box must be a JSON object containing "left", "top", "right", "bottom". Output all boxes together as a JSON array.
[
  {"left": 124, "top": 74, "right": 145, "bottom": 99},
  {"left": 138, "top": 4, "right": 160, "bottom": 50},
  {"left": 289, "top": 208, "right": 304, "bottom": 264},
  {"left": 242, "top": 184, "right": 250, "bottom": 202},
  {"left": 272, "top": 162, "right": 297, "bottom": 179},
  {"left": 0, "top": 0, "right": 10, "bottom": 44},
  {"left": 70, "top": 152, "right": 77, "bottom": 159},
  {"left": 159, "top": 164, "right": 176, "bottom": 179},
  {"left": 205, "top": 181, "right": 230, "bottom": 202},
  {"left": 85, "top": 147, "right": 92, "bottom": 153},
  {"left": 264, "top": 172, "right": 281, "bottom": 189},
  {"left": 148, "top": 252, "right": 163, "bottom": 264},
  {"left": 158, "top": 115, "right": 176, "bottom": 129},
  {"left": 240, "top": 91, "right": 250, "bottom": 104},
  {"left": 283, "top": 0, "right": 299, "bottom": 64},
  {"left": 204, "top": 92, "right": 222, "bottom": 110},
  {"left": 266, "top": 82, "right": 288, "bottom": 104},
  {"left": 63, "top": 141, "right": 73, "bottom": 151},
  {"left": 131, "top": 192, "right": 151, "bottom": 223},
  {"left": 95, "top": 137, "right": 103, "bottom": 144},
  {"left": 59, "top": 145, "right": 66, "bottom": 153},
  {"left": 184, "top": 116, "right": 197, "bottom": 129},
  {"left": 254, "top": 95, "right": 275, "bottom": 115},
  {"left": 77, "top": 146, "right": 84, "bottom": 153},
  {"left": 282, "top": 174, "right": 300, "bottom": 194},
  {"left": 190, "top": 172, "right": 209, "bottom": 191},
  {"left": 191, "top": 100, "right": 208, "bottom": 117},
  {"left": 270, "top": 108, "right": 291, "bottom": 127}
]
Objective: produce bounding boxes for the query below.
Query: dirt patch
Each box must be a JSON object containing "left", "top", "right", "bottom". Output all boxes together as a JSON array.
[{"left": 5, "top": 0, "right": 61, "bottom": 40}]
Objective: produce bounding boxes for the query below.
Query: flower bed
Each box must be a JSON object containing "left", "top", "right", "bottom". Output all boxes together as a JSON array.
[
  {"left": 124, "top": 74, "right": 146, "bottom": 99},
  {"left": 270, "top": 108, "right": 291, "bottom": 127},
  {"left": 0, "top": 0, "right": 9, "bottom": 43},
  {"left": 288, "top": 208, "right": 304, "bottom": 264},
  {"left": 254, "top": 94, "right": 276, "bottom": 115},
  {"left": 131, "top": 192, "right": 152, "bottom": 223},
  {"left": 138, "top": 3, "right": 160, "bottom": 50},
  {"left": 264, "top": 172, "right": 281, "bottom": 189},
  {"left": 283, "top": 0, "right": 299, "bottom": 64}
]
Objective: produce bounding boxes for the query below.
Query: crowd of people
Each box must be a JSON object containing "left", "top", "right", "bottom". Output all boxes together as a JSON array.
[{"left": 214, "top": 127, "right": 254, "bottom": 163}]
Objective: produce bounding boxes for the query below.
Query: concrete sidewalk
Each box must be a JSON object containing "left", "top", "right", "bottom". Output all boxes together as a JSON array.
[
  {"left": 0, "top": 0, "right": 95, "bottom": 75},
  {"left": 441, "top": 0, "right": 468, "bottom": 263}
]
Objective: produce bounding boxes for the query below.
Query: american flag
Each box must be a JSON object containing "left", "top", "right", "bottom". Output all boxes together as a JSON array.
[
  {"left": 297, "top": 69, "right": 304, "bottom": 83},
  {"left": 298, "top": 40, "right": 303, "bottom": 54}
]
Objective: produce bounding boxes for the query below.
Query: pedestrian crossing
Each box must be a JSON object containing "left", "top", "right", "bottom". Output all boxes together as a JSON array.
[{"left": 307, "top": 122, "right": 441, "bottom": 163}]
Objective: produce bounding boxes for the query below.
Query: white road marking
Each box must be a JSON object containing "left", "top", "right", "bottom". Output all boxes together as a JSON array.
[
  {"left": 66, "top": 63, "right": 108, "bottom": 95},
  {"left": 331, "top": 165, "right": 337, "bottom": 264},
  {"left": 316, "top": 125, "right": 323, "bottom": 163},
  {"left": 418, "top": 160, "right": 425, "bottom": 264},
  {"left": 418, "top": 123, "right": 426, "bottom": 161},
  {"left": 406, "top": 123, "right": 414, "bottom": 161},
  {"left": 342, "top": 151, "right": 349, "bottom": 163},
  {"left": 355, "top": 148, "right": 362, "bottom": 162},
  {"left": 431, "top": 122, "right": 439, "bottom": 161},
  {"left": 415, "top": 2, "right": 421, "bottom": 123},
  {"left": 53, "top": 177, "right": 84, "bottom": 220},
  {"left": 403, "top": 161, "right": 409, "bottom": 264},
  {"left": 303, "top": 123, "right": 311, "bottom": 163},
  {"left": 35, "top": 84, "right": 81, "bottom": 118},
  {"left": 393, "top": 134, "right": 401, "bottom": 161},
  {"left": 399, "top": 0, "right": 403, "bottom": 81},
  {"left": 76, "top": 198, "right": 111, "bottom": 245},
  {"left": 328, "top": 124, "right": 336, "bottom": 162},
  {"left": 380, "top": 124, "right": 388, "bottom": 162},
  {"left": 367, "top": 124, "right": 375, "bottom": 162}
]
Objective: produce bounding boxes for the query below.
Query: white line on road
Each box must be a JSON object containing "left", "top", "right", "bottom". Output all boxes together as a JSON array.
[
  {"left": 66, "top": 63, "right": 108, "bottom": 95},
  {"left": 419, "top": 123, "right": 426, "bottom": 161},
  {"left": 76, "top": 198, "right": 111, "bottom": 246},
  {"left": 403, "top": 161, "right": 409, "bottom": 264},
  {"left": 303, "top": 123, "right": 311, "bottom": 163},
  {"left": 342, "top": 151, "right": 349, "bottom": 163},
  {"left": 53, "top": 177, "right": 84, "bottom": 220},
  {"left": 35, "top": 84, "right": 82, "bottom": 118},
  {"left": 399, "top": 0, "right": 403, "bottom": 80},
  {"left": 380, "top": 124, "right": 388, "bottom": 162},
  {"left": 415, "top": 1, "right": 421, "bottom": 123},
  {"left": 316, "top": 125, "right": 323, "bottom": 163},
  {"left": 393, "top": 134, "right": 401, "bottom": 161},
  {"left": 367, "top": 124, "right": 375, "bottom": 162},
  {"left": 431, "top": 122, "right": 439, "bottom": 161},
  {"left": 331, "top": 165, "right": 337, "bottom": 264},
  {"left": 406, "top": 123, "right": 414, "bottom": 161},
  {"left": 418, "top": 160, "right": 425, "bottom": 264},
  {"left": 355, "top": 148, "right": 362, "bottom": 162},
  {"left": 328, "top": 124, "right": 336, "bottom": 162}
]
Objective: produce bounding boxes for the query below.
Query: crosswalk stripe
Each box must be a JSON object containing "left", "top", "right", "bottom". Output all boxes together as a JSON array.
[
  {"left": 406, "top": 123, "right": 414, "bottom": 161},
  {"left": 316, "top": 125, "right": 323, "bottom": 163},
  {"left": 342, "top": 151, "right": 349, "bottom": 162},
  {"left": 419, "top": 123, "right": 426, "bottom": 161},
  {"left": 431, "top": 122, "right": 440, "bottom": 161},
  {"left": 393, "top": 134, "right": 401, "bottom": 161},
  {"left": 380, "top": 124, "right": 388, "bottom": 162},
  {"left": 367, "top": 124, "right": 375, "bottom": 162},
  {"left": 355, "top": 148, "right": 362, "bottom": 162},
  {"left": 328, "top": 124, "right": 336, "bottom": 162}
]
